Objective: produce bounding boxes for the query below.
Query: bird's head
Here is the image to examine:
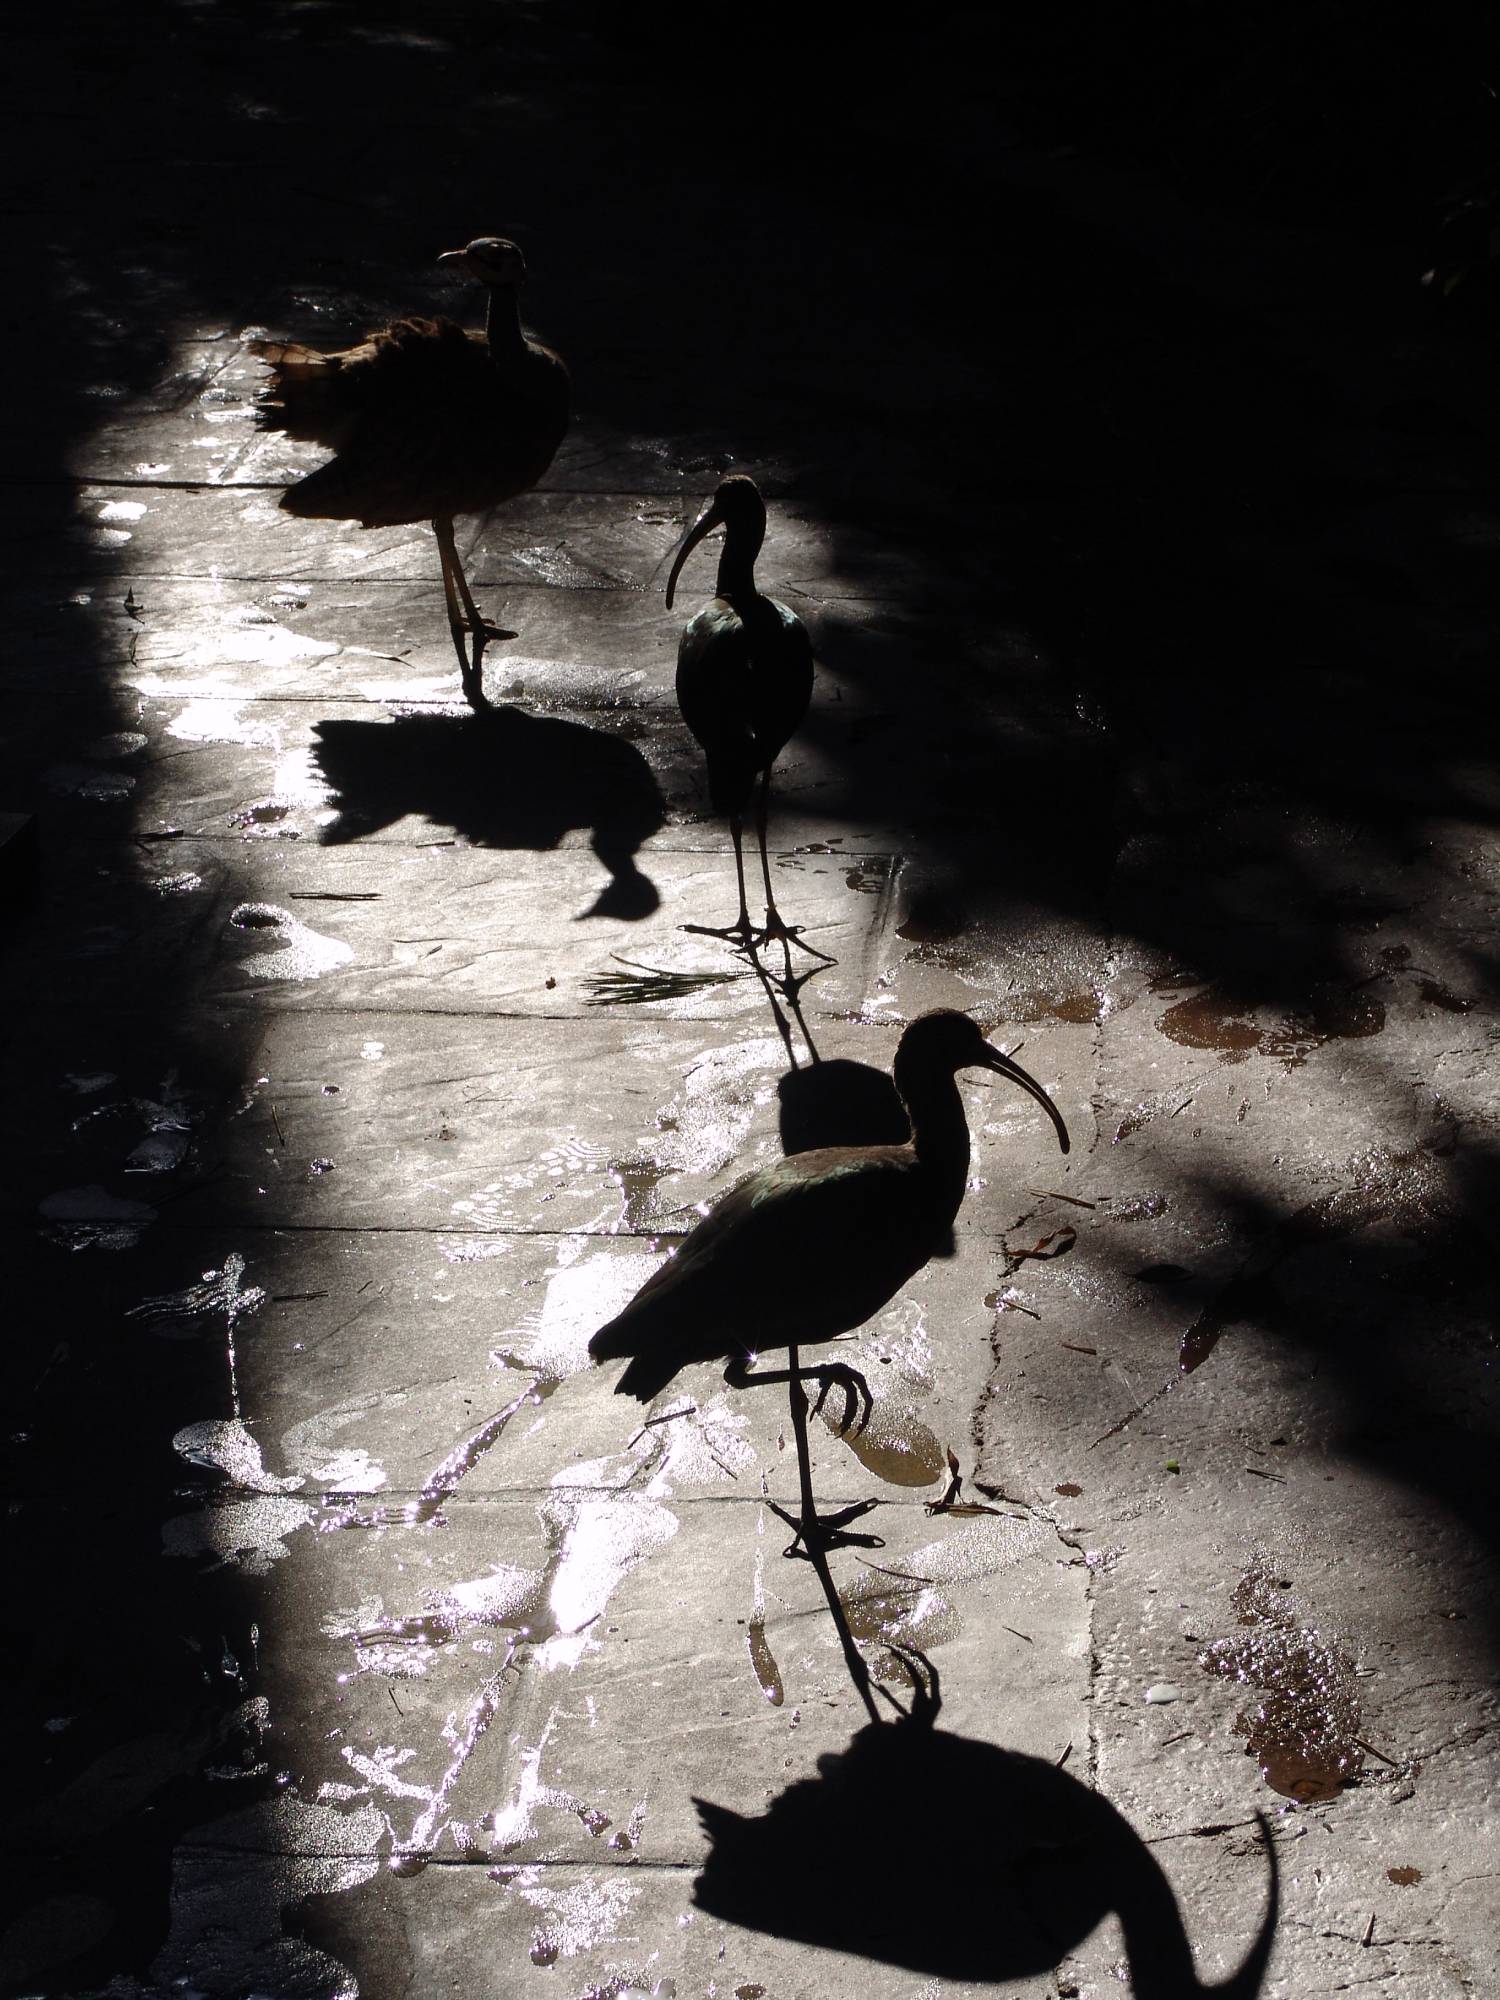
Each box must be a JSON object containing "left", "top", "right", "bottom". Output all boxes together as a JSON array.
[
  {"left": 665, "top": 474, "right": 767, "bottom": 608},
  {"left": 896, "top": 1009, "right": 1070, "bottom": 1153},
  {"left": 438, "top": 237, "right": 528, "bottom": 287}
]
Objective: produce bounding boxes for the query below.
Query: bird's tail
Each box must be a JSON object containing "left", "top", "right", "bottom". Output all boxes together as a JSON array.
[
  {"left": 587, "top": 1319, "right": 679, "bottom": 1403},
  {"left": 246, "top": 339, "right": 348, "bottom": 447}
]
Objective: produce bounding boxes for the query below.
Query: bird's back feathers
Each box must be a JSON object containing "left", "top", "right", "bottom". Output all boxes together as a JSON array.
[
  {"left": 250, "top": 317, "right": 569, "bottom": 528},
  {"left": 588, "top": 1145, "right": 944, "bottom": 1401}
]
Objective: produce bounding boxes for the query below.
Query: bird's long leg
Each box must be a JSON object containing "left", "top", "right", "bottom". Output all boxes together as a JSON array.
[
  {"left": 433, "top": 516, "right": 485, "bottom": 707},
  {"left": 681, "top": 816, "right": 761, "bottom": 951},
  {"left": 448, "top": 526, "right": 518, "bottom": 654},
  {"left": 434, "top": 516, "right": 514, "bottom": 707},
  {"left": 754, "top": 769, "right": 836, "bottom": 966}
]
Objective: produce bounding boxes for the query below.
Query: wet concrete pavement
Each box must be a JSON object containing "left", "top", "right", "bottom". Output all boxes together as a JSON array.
[{"left": 4, "top": 6, "right": 1500, "bottom": 1997}]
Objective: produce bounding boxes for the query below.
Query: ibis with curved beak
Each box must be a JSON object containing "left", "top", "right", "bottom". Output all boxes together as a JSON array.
[
  {"left": 589, "top": 1010, "right": 1069, "bottom": 1442},
  {"left": 666, "top": 474, "right": 825, "bottom": 960},
  {"left": 251, "top": 237, "right": 570, "bottom": 707}
]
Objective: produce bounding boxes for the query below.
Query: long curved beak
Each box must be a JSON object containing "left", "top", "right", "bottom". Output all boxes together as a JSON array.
[
  {"left": 664, "top": 499, "right": 723, "bottom": 610},
  {"left": 437, "top": 247, "right": 473, "bottom": 273},
  {"left": 980, "top": 1044, "right": 1070, "bottom": 1153}
]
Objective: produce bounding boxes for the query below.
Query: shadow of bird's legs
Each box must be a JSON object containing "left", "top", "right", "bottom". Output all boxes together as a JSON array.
[
  {"left": 737, "top": 934, "right": 829, "bottom": 1066},
  {"left": 755, "top": 771, "right": 837, "bottom": 969},
  {"left": 777, "top": 1345, "right": 884, "bottom": 1723}
]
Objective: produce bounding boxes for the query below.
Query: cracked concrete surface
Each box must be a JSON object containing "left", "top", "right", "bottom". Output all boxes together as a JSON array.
[{"left": 4, "top": 6, "right": 1500, "bottom": 1998}]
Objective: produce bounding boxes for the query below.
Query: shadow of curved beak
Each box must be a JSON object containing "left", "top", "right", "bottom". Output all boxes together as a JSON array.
[
  {"left": 665, "top": 498, "right": 724, "bottom": 610},
  {"left": 980, "top": 1044, "right": 1070, "bottom": 1153}
]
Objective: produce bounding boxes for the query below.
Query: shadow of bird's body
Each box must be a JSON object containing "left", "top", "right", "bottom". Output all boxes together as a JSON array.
[
  {"left": 251, "top": 237, "right": 568, "bottom": 703},
  {"left": 696, "top": 1715, "right": 1278, "bottom": 1998},
  {"left": 312, "top": 705, "right": 663, "bottom": 918},
  {"left": 589, "top": 1010, "right": 1068, "bottom": 1408}
]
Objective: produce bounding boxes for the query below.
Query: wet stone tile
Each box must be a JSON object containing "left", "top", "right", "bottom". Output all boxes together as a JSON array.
[
  {"left": 167, "top": 1011, "right": 818, "bottom": 1236},
  {"left": 191, "top": 846, "right": 883, "bottom": 1020},
  {"left": 137, "top": 1203, "right": 1030, "bottom": 1509},
  {"left": 180, "top": 1486, "right": 1084, "bottom": 1872}
]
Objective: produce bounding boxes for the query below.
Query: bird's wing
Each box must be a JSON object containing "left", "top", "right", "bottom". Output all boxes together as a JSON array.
[
  {"left": 256, "top": 320, "right": 566, "bottom": 526},
  {"left": 589, "top": 1148, "right": 930, "bottom": 1365},
  {"left": 675, "top": 601, "right": 813, "bottom": 792}
]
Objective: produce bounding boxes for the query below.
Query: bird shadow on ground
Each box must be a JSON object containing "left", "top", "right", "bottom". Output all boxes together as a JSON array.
[
  {"left": 310, "top": 705, "right": 665, "bottom": 917},
  {"left": 694, "top": 1658, "right": 1279, "bottom": 1998}
]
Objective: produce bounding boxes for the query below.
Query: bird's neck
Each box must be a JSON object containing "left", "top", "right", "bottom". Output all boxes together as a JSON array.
[
  {"left": 715, "top": 525, "right": 764, "bottom": 603},
  {"left": 484, "top": 286, "right": 527, "bottom": 365},
  {"left": 893, "top": 1062, "right": 972, "bottom": 1223}
]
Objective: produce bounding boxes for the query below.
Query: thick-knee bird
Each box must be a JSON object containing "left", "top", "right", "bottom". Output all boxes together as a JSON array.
[
  {"left": 588, "top": 1009, "right": 1069, "bottom": 1429},
  {"left": 667, "top": 474, "right": 826, "bottom": 961},
  {"left": 250, "top": 237, "right": 569, "bottom": 707}
]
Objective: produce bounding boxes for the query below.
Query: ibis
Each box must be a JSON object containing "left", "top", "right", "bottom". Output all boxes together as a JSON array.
[
  {"left": 667, "top": 474, "right": 825, "bottom": 961},
  {"left": 588, "top": 1010, "right": 1069, "bottom": 1442}
]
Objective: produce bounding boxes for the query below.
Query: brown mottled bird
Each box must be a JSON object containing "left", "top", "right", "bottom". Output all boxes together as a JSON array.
[
  {"left": 588, "top": 1010, "right": 1069, "bottom": 1428},
  {"left": 250, "top": 237, "right": 569, "bottom": 706}
]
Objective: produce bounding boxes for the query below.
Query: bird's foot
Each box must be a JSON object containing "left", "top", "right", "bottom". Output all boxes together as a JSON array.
[
  {"left": 806, "top": 1361, "right": 874, "bottom": 1437},
  {"left": 473, "top": 618, "right": 518, "bottom": 644},
  {"left": 761, "top": 913, "right": 837, "bottom": 965},
  {"left": 769, "top": 1497, "right": 883, "bottom": 1561}
]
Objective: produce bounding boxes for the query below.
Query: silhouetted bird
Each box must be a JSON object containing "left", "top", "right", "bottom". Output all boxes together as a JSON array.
[
  {"left": 250, "top": 237, "right": 569, "bottom": 706},
  {"left": 589, "top": 1010, "right": 1068, "bottom": 1426},
  {"left": 666, "top": 474, "right": 824, "bottom": 959}
]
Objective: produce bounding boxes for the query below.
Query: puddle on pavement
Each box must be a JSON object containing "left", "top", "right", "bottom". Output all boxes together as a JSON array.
[
  {"left": 456, "top": 1137, "right": 621, "bottom": 1235},
  {"left": 1201, "top": 1557, "right": 1364, "bottom": 1802},
  {"left": 397, "top": 1381, "right": 552, "bottom": 1526},
  {"left": 843, "top": 860, "right": 887, "bottom": 895},
  {"left": 173, "top": 1416, "right": 302, "bottom": 1494},
  {"left": 1155, "top": 980, "right": 1385, "bottom": 1068},
  {"left": 282, "top": 1390, "right": 406, "bottom": 1494},
  {"left": 610, "top": 1157, "right": 670, "bottom": 1233},
  {"left": 1103, "top": 1192, "right": 1170, "bottom": 1223},
  {"left": 39, "top": 1184, "right": 158, "bottom": 1251},
  {"left": 746, "top": 1618, "right": 784, "bottom": 1706},
  {"left": 823, "top": 1401, "right": 946, "bottom": 1487},
  {"left": 493, "top": 1247, "right": 665, "bottom": 1380},
  {"left": 747, "top": 1522, "right": 785, "bottom": 1705},
  {"left": 511, "top": 543, "right": 637, "bottom": 589},
  {"left": 161, "top": 1491, "right": 318, "bottom": 1574},
  {"left": 43, "top": 763, "right": 136, "bottom": 802},
  {"left": 129, "top": 1251, "right": 267, "bottom": 1337},
  {"left": 896, "top": 911, "right": 1107, "bottom": 1023},
  {"left": 836, "top": 1513, "right": 1050, "bottom": 1676},
  {"left": 838, "top": 1573, "right": 961, "bottom": 1678},
  {"left": 229, "top": 902, "right": 355, "bottom": 980}
]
